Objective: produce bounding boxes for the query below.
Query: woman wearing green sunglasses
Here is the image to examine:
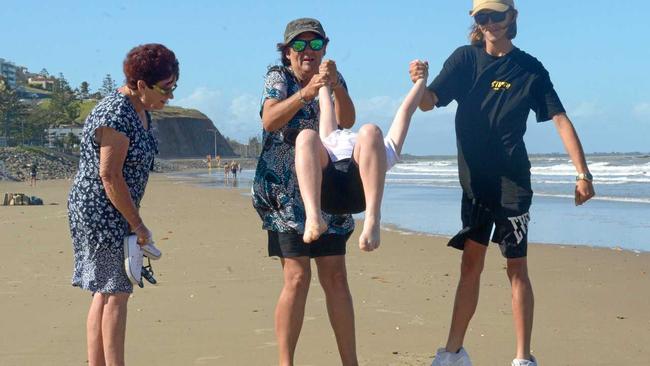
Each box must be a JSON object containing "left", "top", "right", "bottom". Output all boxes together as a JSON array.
[
  {"left": 252, "top": 18, "right": 359, "bottom": 366},
  {"left": 410, "top": 1, "right": 595, "bottom": 366}
]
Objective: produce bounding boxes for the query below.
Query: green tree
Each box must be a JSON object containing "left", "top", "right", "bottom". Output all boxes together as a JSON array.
[
  {"left": 0, "top": 83, "right": 31, "bottom": 145},
  {"left": 100, "top": 74, "right": 116, "bottom": 97},
  {"left": 24, "top": 107, "right": 50, "bottom": 145},
  {"left": 63, "top": 131, "right": 81, "bottom": 152},
  {"left": 44, "top": 73, "right": 80, "bottom": 127},
  {"left": 78, "top": 81, "right": 90, "bottom": 99}
]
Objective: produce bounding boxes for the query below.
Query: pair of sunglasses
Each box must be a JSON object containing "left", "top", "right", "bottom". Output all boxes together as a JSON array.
[
  {"left": 139, "top": 257, "right": 157, "bottom": 288},
  {"left": 474, "top": 10, "right": 508, "bottom": 25},
  {"left": 290, "top": 38, "right": 326, "bottom": 52},
  {"left": 151, "top": 83, "right": 177, "bottom": 96}
]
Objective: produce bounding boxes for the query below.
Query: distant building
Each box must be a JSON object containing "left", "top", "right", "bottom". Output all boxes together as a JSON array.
[
  {"left": 0, "top": 58, "right": 17, "bottom": 89},
  {"left": 27, "top": 76, "right": 55, "bottom": 91},
  {"left": 47, "top": 125, "right": 83, "bottom": 147}
]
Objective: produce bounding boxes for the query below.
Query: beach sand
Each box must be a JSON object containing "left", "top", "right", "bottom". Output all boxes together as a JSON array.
[{"left": 1, "top": 175, "right": 649, "bottom": 366}]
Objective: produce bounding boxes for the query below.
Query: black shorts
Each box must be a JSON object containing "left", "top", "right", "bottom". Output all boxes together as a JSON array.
[
  {"left": 321, "top": 158, "right": 365, "bottom": 215},
  {"left": 448, "top": 193, "right": 532, "bottom": 258},
  {"left": 267, "top": 230, "right": 352, "bottom": 258}
]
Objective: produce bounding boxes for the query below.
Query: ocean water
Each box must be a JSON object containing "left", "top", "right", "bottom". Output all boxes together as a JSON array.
[{"left": 169, "top": 154, "right": 650, "bottom": 252}]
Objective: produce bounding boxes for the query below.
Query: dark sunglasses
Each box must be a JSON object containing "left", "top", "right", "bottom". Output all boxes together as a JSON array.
[
  {"left": 151, "top": 83, "right": 177, "bottom": 96},
  {"left": 290, "top": 38, "right": 326, "bottom": 52},
  {"left": 474, "top": 10, "right": 508, "bottom": 25}
]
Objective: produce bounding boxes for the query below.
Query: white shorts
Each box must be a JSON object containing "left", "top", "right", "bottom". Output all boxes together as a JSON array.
[{"left": 321, "top": 129, "right": 399, "bottom": 171}]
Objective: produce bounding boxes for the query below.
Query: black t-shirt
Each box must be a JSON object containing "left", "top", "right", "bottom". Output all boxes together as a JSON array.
[{"left": 428, "top": 45, "right": 565, "bottom": 206}]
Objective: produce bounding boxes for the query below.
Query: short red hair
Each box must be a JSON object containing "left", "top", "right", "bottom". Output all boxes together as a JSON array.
[{"left": 123, "top": 43, "right": 179, "bottom": 89}]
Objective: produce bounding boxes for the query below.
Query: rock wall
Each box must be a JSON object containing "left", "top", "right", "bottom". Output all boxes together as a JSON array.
[{"left": 151, "top": 113, "right": 234, "bottom": 159}]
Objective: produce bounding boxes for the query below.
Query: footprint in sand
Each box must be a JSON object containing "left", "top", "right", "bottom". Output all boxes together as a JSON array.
[
  {"left": 194, "top": 355, "right": 223, "bottom": 364},
  {"left": 376, "top": 309, "right": 403, "bottom": 315},
  {"left": 371, "top": 276, "right": 390, "bottom": 283},
  {"left": 253, "top": 327, "right": 273, "bottom": 335},
  {"left": 256, "top": 341, "right": 277, "bottom": 349}
]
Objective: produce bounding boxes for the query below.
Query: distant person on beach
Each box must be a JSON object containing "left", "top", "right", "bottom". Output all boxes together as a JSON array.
[
  {"left": 67, "top": 43, "right": 176, "bottom": 366},
  {"left": 295, "top": 76, "right": 427, "bottom": 250},
  {"left": 410, "top": 1, "right": 595, "bottom": 365},
  {"left": 29, "top": 162, "right": 37, "bottom": 187},
  {"left": 224, "top": 162, "right": 230, "bottom": 180},
  {"left": 252, "top": 18, "right": 360, "bottom": 365},
  {"left": 230, "top": 160, "right": 238, "bottom": 178}
]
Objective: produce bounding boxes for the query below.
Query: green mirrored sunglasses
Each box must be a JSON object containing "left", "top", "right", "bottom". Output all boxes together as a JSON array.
[
  {"left": 290, "top": 38, "right": 326, "bottom": 52},
  {"left": 151, "top": 83, "right": 177, "bottom": 96}
]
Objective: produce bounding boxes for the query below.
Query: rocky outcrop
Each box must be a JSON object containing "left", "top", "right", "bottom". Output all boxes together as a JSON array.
[
  {"left": 151, "top": 109, "right": 234, "bottom": 159},
  {"left": 0, "top": 147, "right": 77, "bottom": 180}
]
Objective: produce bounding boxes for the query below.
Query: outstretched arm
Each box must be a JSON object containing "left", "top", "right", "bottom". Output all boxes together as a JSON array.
[
  {"left": 552, "top": 113, "right": 595, "bottom": 205},
  {"left": 318, "top": 85, "right": 338, "bottom": 139},
  {"left": 320, "top": 60, "right": 355, "bottom": 129},
  {"left": 387, "top": 78, "right": 427, "bottom": 156},
  {"left": 409, "top": 60, "right": 438, "bottom": 111}
]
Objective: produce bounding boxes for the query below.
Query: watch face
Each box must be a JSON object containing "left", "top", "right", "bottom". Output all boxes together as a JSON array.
[{"left": 577, "top": 173, "right": 593, "bottom": 181}]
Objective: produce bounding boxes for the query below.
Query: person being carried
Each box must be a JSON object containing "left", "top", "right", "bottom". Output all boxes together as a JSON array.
[{"left": 295, "top": 68, "right": 427, "bottom": 251}]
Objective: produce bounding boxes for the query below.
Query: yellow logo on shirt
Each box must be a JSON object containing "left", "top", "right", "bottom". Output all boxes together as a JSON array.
[{"left": 491, "top": 80, "right": 511, "bottom": 91}]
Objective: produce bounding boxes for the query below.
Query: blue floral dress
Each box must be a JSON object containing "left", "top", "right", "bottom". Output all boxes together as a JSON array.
[
  {"left": 252, "top": 66, "right": 354, "bottom": 235},
  {"left": 68, "top": 91, "right": 157, "bottom": 293}
]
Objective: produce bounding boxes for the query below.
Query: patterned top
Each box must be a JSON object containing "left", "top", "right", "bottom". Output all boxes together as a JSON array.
[
  {"left": 68, "top": 91, "right": 157, "bottom": 293},
  {"left": 252, "top": 66, "right": 354, "bottom": 235}
]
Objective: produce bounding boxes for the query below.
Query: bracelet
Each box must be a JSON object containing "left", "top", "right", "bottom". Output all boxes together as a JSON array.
[
  {"left": 298, "top": 89, "right": 308, "bottom": 105},
  {"left": 133, "top": 222, "right": 145, "bottom": 232}
]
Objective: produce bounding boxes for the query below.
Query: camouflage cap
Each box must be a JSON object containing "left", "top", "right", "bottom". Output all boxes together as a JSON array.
[{"left": 283, "top": 18, "right": 326, "bottom": 44}]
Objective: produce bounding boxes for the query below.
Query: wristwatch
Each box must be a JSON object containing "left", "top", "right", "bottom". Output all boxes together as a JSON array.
[{"left": 576, "top": 172, "right": 593, "bottom": 182}]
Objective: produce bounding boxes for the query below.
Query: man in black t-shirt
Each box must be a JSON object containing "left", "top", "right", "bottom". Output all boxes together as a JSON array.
[{"left": 409, "top": 1, "right": 595, "bottom": 365}]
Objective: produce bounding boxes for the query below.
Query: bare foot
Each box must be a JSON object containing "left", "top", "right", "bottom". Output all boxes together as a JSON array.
[
  {"left": 359, "top": 218, "right": 381, "bottom": 251},
  {"left": 303, "top": 216, "right": 327, "bottom": 243}
]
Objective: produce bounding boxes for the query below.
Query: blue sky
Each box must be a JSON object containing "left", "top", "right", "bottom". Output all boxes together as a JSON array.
[{"left": 3, "top": 0, "right": 649, "bottom": 154}]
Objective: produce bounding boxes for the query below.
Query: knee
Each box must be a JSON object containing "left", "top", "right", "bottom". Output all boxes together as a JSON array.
[
  {"left": 506, "top": 259, "right": 529, "bottom": 281},
  {"left": 319, "top": 270, "right": 349, "bottom": 292},
  {"left": 357, "top": 124, "right": 383, "bottom": 143},
  {"left": 460, "top": 257, "right": 484, "bottom": 280},
  {"left": 295, "top": 129, "right": 319, "bottom": 150},
  {"left": 284, "top": 269, "right": 311, "bottom": 292}
]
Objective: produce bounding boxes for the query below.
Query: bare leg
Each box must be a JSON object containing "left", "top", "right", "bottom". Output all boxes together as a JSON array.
[
  {"left": 276, "top": 257, "right": 311, "bottom": 366},
  {"left": 352, "top": 124, "right": 386, "bottom": 251},
  {"left": 315, "top": 255, "right": 358, "bottom": 366},
  {"left": 444, "top": 239, "right": 487, "bottom": 353},
  {"left": 87, "top": 293, "right": 106, "bottom": 366},
  {"left": 100, "top": 293, "right": 129, "bottom": 366},
  {"left": 295, "top": 129, "right": 330, "bottom": 243},
  {"left": 507, "top": 257, "right": 534, "bottom": 360}
]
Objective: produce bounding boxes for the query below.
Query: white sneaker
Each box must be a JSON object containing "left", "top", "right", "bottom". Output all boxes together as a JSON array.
[
  {"left": 124, "top": 235, "right": 143, "bottom": 288},
  {"left": 512, "top": 355, "right": 537, "bottom": 366},
  {"left": 431, "top": 347, "right": 472, "bottom": 366},
  {"left": 142, "top": 242, "right": 162, "bottom": 260}
]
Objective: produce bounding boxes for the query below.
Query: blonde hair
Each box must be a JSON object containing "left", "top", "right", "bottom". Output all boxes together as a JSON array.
[{"left": 469, "top": 9, "right": 518, "bottom": 46}]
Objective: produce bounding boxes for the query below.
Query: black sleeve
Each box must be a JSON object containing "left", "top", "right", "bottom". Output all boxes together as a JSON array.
[
  {"left": 427, "top": 47, "right": 468, "bottom": 107},
  {"left": 530, "top": 69, "right": 566, "bottom": 122}
]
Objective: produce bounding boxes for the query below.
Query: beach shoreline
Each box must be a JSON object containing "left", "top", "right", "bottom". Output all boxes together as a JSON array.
[{"left": 1, "top": 176, "right": 649, "bottom": 365}]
